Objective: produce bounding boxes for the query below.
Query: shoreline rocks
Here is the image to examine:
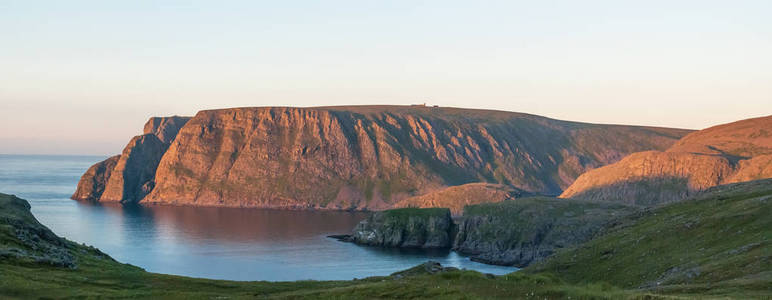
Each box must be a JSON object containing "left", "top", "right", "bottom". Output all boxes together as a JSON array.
[
  {"left": 332, "top": 208, "right": 455, "bottom": 249},
  {"left": 332, "top": 198, "right": 635, "bottom": 267}
]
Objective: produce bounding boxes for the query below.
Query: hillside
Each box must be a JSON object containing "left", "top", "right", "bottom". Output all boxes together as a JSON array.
[
  {"left": 454, "top": 197, "right": 635, "bottom": 267},
  {"left": 560, "top": 115, "right": 772, "bottom": 205},
  {"left": 533, "top": 179, "right": 772, "bottom": 298},
  {"left": 73, "top": 105, "right": 689, "bottom": 209},
  {"left": 5, "top": 182, "right": 770, "bottom": 298},
  {"left": 392, "top": 183, "right": 523, "bottom": 215}
]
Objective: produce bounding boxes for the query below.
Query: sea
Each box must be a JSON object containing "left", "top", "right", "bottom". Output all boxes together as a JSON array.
[{"left": 0, "top": 154, "right": 517, "bottom": 281}]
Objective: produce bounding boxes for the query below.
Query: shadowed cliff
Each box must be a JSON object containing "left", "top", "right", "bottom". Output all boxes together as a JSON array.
[{"left": 72, "top": 116, "right": 191, "bottom": 203}]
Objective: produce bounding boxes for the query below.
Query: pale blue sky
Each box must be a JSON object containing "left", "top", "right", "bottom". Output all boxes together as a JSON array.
[{"left": 1, "top": 0, "right": 771, "bottom": 155}]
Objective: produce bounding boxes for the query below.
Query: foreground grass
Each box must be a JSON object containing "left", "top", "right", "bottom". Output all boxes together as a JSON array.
[
  {"left": 2, "top": 178, "right": 771, "bottom": 299},
  {"left": 530, "top": 179, "right": 772, "bottom": 299},
  {"left": 1, "top": 257, "right": 660, "bottom": 299}
]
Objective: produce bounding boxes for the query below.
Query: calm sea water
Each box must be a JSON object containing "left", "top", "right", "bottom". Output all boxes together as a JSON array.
[{"left": 0, "top": 154, "right": 517, "bottom": 281}]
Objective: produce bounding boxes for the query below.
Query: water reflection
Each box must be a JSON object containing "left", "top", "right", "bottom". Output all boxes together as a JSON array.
[{"left": 0, "top": 154, "right": 518, "bottom": 281}]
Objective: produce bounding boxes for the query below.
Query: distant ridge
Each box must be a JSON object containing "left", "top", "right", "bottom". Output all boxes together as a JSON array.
[{"left": 560, "top": 115, "right": 772, "bottom": 205}]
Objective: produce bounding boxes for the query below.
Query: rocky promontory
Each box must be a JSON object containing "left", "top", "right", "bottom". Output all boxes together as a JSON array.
[
  {"left": 72, "top": 116, "right": 190, "bottom": 203},
  {"left": 332, "top": 208, "right": 455, "bottom": 248},
  {"left": 73, "top": 105, "right": 689, "bottom": 209},
  {"left": 335, "top": 198, "right": 634, "bottom": 266},
  {"left": 453, "top": 198, "right": 634, "bottom": 266}
]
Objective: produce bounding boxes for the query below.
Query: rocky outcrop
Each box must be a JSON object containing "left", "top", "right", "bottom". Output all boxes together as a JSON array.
[
  {"left": 392, "top": 183, "right": 523, "bottom": 215},
  {"left": 143, "top": 116, "right": 192, "bottom": 144},
  {"left": 334, "top": 197, "right": 634, "bottom": 266},
  {"left": 71, "top": 155, "right": 120, "bottom": 201},
  {"left": 75, "top": 105, "right": 687, "bottom": 209},
  {"left": 98, "top": 134, "right": 168, "bottom": 203},
  {"left": 452, "top": 197, "right": 634, "bottom": 266},
  {"left": 334, "top": 208, "right": 455, "bottom": 248},
  {"left": 72, "top": 116, "right": 190, "bottom": 203},
  {"left": 560, "top": 115, "right": 772, "bottom": 205}
]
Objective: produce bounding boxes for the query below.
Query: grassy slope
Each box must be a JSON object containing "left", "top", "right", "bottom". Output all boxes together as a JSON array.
[
  {"left": 3, "top": 180, "right": 771, "bottom": 299},
  {"left": 454, "top": 197, "right": 636, "bottom": 266},
  {"left": 529, "top": 179, "right": 772, "bottom": 299}
]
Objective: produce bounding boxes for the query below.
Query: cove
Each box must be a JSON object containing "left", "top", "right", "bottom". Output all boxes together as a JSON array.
[{"left": 0, "top": 154, "right": 517, "bottom": 281}]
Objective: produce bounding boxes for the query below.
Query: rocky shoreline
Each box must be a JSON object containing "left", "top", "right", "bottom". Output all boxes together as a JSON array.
[{"left": 331, "top": 199, "right": 635, "bottom": 267}]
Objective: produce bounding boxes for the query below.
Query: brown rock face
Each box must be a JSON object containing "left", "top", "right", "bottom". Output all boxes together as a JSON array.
[
  {"left": 71, "top": 155, "right": 120, "bottom": 201},
  {"left": 393, "top": 183, "right": 523, "bottom": 215},
  {"left": 75, "top": 106, "right": 689, "bottom": 209},
  {"left": 72, "top": 116, "right": 190, "bottom": 203},
  {"left": 140, "top": 106, "right": 688, "bottom": 209},
  {"left": 143, "top": 116, "right": 192, "bottom": 144},
  {"left": 99, "top": 134, "right": 167, "bottom": 203},
  {"left": 560, "top": 115, "right": 772, "bottom": 205}
]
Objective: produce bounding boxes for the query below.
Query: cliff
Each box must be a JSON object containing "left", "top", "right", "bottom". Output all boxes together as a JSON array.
[
  {"left": 72, "top": 116, "right": 191, "bottom": 203},
  {"left": 335, "top": 197, "right": 633, "bottom": 266},
  {"left": 334, "top": 208, "right": 455, "bottom": 248},
  {"left": 70, "top": 155, "right": 120, "bottom": 202},
  {"left": 560, "top": 115, "right": 772, "bottom": 205},
  {"left": 453, "top": 197, "right": 634, "bottom": 266},
  {"left": 75, "top": 105, "right": 690, "bottom": 209}
]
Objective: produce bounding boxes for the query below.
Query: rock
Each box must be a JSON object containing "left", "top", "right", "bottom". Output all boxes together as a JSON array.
[
  {"left": 71, "top": 116, "right": 190, "bottom": 203},
  {"left": 71, "top": 155, "right": 120, "bottom": 201},
  {"left": 143, "top": 116, "right": 191, "bottom": 144},
  {"left": 99, "top": 134, "right": 167, "bottom": 203},
  {"left": 452, "top": 197, "right": 635, "bottom": 267},
  {"left": 345, "top": 208, "right": 455, "bottom": 248},
  {"left": 1, "top": 193, "right": 118, "bottom": 269},
  {"left": 560, "top": 115, "right": 772, "bottom": 206},
  {"left": 75, "top": 106, "right": 689, "bottom": 209},
  {"left": 326, "top": 234, "right": 351, "bottom": 241}
]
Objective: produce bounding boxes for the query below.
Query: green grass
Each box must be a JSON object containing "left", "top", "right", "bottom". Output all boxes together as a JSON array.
[
  {"left": 2, "top": 178, "right": 771, "bottom": 299},
  {"left": 529, "top": 179, "right": 772, "bottom": 298},
  {"left": 461, "top": 197, "right": 634, "bottom": 242}
]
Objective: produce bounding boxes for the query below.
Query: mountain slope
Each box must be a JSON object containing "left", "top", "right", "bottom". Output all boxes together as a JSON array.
[
  {"left": 75, "top": 105, "right": 690, "bottom": 209},
  {"left": 533, "top": 179, "right": 772, "bottom": 297},
  {"left": 560, "top": 115, "right": 772, "bottom": 205},
  {"left": 392, "top": 183, "right": 523, "bottom": 215}
]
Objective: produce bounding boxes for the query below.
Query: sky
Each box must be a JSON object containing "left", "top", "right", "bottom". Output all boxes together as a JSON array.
[{"left": 1, "top": 0, "right": 771, "bottom": 155}]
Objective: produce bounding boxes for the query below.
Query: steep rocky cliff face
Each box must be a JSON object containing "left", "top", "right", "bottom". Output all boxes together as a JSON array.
[
  {"left": 392, "top": 183, "right": 523, "bottom": 215},
  {"left": 452, "top": 198, "right": 634, "bottom": 266},
  {"left": 71, "top": 155, "right": 120, "bottom": 202},
  {"left": 336, "top": 198, "right": 633, "bottom": 266},
  {"left": 560, "top": 115, "right": 772, "bottom": 205},
  {"left": 143, "top": 116, "right": 192, "bottom": 144},
  {"left": 95, "top": 105, "right": 688, "bottom": 209},
  {"left": 336, "top": 208, "right": 455, "bottom": 248},
  {"left": 72, "top": 116, "right": 191, "bottom": 203}
]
